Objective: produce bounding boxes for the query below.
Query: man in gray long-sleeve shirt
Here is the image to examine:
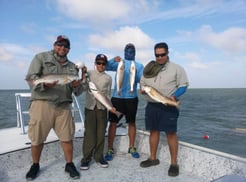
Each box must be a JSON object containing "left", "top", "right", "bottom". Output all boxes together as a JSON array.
[
  {"left": 25, "top": 35, "right": 82, "bottom": 180},
  {"left": 140, "top": 42, "right": 189, "bottom": 177}
]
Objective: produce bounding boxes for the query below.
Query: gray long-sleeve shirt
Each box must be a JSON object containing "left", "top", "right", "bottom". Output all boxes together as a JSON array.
[
  {"left": 140, "top": 61, "right": 189, "bottom": 103},
  {"left": 81, "top": 70, "right": 112, "bottom": 110},
  {"left": 25, "top": 50, "right": 83, "bottom": 106}
]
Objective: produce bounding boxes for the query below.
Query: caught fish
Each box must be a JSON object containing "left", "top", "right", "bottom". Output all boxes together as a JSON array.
[
  {"left": 143, "top": 85, "right": 179, "bottom": 108},
  {"left": 31, "top": 74, "right": 79, "bottom": 86},
  {"left": 75, "top": 62, "right": 85, "bottom": 69},
  {"left": 129, "top": 61, "right": 136, "bottom": 93},
  {"left": 116, "top": 59, "right": 124, "bottom": 96},
  {"left": 88, "top": 80, "right": 122, "bottom": 118}
]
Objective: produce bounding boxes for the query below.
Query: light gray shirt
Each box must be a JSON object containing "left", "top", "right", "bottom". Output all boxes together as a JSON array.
[
  {"left": 140, "top": 61, "right": 189, "bottom": 103},
  {"left": 81, "top": 70, "right": 112, "bottom": 110}
]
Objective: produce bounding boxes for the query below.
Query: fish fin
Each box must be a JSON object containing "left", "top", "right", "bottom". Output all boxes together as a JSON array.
[
  {"left": 27, "top": 80, "right": 35, "bottom": 86},
  {"left": 117, "top": 123, "right": 123, "bottom": 128},
  {"left": 114, "top": 111, "right": 123, "bottom": 118}
]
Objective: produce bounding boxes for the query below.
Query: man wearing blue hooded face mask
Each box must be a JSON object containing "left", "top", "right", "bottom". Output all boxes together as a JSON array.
[
  {"left": 105, "top": 43, "right": 144, "bottom": 161},
  {"left": 125, "top": 44, "right": 135, "bottom": 60}
]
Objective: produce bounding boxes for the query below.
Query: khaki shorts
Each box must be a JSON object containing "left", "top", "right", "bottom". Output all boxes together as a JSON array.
[{"left": 28, "top": 100, "right": 75, "bottom": 145}]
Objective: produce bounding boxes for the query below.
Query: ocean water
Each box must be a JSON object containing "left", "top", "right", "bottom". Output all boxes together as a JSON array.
[{"left": 0, "top": 88, "right": 246, "bottom": 158}]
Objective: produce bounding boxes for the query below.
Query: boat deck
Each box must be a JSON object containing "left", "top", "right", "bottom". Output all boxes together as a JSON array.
[
  {"left": 3, "top": 151, "right": 207, "bottom": 182},
  {"left": 1, "top": 124, "right": 246, "bottom": 182}
]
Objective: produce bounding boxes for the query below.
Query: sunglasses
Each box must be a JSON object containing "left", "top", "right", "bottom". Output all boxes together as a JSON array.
[
  {"left": 56, "top": 42, "right": 70, "bottom": 49},
  {"left": 155, "top": 53, "right": 167, "bottom": 57},
  {"left": 96, "top": 61, "right": 106, "bottom": 66}
]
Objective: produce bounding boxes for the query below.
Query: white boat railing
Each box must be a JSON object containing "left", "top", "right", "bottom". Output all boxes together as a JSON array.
[{"left": 15, "top": 93, "right": 84, "bottom": 134}]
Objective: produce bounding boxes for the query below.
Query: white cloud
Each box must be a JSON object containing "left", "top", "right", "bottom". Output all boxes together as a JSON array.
[
  {"left": 0, "top": 49, "right": 13, "bottom": 62},
  {"left": 198, "top": 25, "right": 246, "bottom": 54},
  {"left": 173, "top": 52, "right": 208, "bottom": 70},
  {"left": 0, "top": 44, "right": 27, "bottom": 63},
  {"left": 53, "top": 0, "right": 158, "bottom": 26},
  {"left": 188, "top": 62, "right": 208, "bottom": 69},
  {"left": 174, "top": 25, "right": 246, "bottom": 66},
  {"left": 88, "top": 26, "right": 154, "bottom": 50},
  {"left": 187, "top": 61, "right": 246, "bottom": 88},
  {"left": 0, "top": 43, "right": 40, "bottom": 89},
  {"left": 140, "top": 1, "right": 246, "bottom": 24},
  {"left": 0, "top": 43, "right": 35, "bottom": 69},
  {"left": 0, "top": 44, "right": 31, "bottom": 56},
  {"left": 86, "top": 26, "right": 155, "bottom": 65},
  {"left": 54, "top": 0, "right": 129, "bottom": 21}
]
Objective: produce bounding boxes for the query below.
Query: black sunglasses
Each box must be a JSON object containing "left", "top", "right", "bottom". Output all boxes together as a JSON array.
[
  {"left": 96, "top": 61, "right": 106, "bottom": 66},
  {"left": 56, "top": 42, "right": 70, "bottom": 49},
  {"left": 155, "top": 53, "right": 167, "bottom": 57}
]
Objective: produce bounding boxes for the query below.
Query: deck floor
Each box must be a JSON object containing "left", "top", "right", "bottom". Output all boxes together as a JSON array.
[
  {"left": 0, "top": 125, "right": 206, "bottom": 182},
  {"left": 3, "top": 151, "right": 207, "bottom": 182},
  {"left": 1, "top": 125, "right": 245, "bottom": 182}
]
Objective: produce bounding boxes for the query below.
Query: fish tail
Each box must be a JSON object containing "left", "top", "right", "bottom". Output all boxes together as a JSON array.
[
  {"left": 175, "top": 100, "right": 180, "bottom": 108},
  {"left": 115, "top": 111, "right": 123, "bottom": 118}
]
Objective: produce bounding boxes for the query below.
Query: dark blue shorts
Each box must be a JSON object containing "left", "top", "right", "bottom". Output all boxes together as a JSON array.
[
  {"left": 145, "top": 102, "right": 179, "bottom": 132},
  {"left": 108, "top": 97, "right": 138, "bottom": 123}
]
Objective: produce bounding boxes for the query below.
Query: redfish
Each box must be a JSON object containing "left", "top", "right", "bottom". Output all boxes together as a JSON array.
[
  {"left": 143, "top": 85, "right": 179, "bottom": 108},
  {"left": 29, "top": 74, "right": 79, "bottom": 86},
  {"left": 129, "top": 61, "right": 136, "bottom": 93},
  {"left": 88, "top": 80, "right": 122, "bottom": 118},
  {"left": 116, "top": 59, "right": 125, "bottom": 96}
]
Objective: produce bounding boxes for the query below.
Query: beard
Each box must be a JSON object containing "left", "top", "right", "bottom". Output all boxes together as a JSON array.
[{"left": 54, "top": 52, "right": 67, "bottom": 62}]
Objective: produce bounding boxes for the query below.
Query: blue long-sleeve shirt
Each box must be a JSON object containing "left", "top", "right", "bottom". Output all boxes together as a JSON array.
[{"left": 106, "top": 58, "right": 144, "bottom": 98}]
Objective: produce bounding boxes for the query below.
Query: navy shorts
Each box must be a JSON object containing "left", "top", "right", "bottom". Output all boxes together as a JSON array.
[
  {"left": 108, "top": 97, "right": 138, "bottom": 123},
  {"left": 145, "top": 102, "right": 179, "bottom": 132}
]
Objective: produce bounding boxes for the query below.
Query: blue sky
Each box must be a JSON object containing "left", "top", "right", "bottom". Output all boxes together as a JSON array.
[{"left": 1, "top": 0, "right": 246, "bottom": 89}]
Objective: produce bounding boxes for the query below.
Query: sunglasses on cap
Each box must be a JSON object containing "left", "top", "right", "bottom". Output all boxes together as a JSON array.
[
  {"left": 155, "top": 52, "right": 167, "bottom": 57},
  {"left": 95, "top": 61, "right": 106, "bottom": 66},
  {"left": 56, "top": 42, "right": 70, "bottom": 49}
]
